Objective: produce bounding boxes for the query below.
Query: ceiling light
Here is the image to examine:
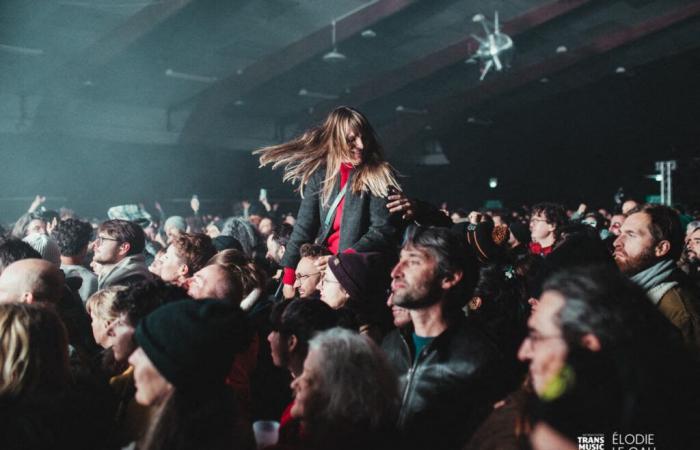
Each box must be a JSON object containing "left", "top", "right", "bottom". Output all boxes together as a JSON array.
[
  {"left": 615, "top": 66, "right": 626, "bottom": 74},
  {"left": 298, "top": 88, "right": 339, "bottom": 100},
  {"left": 165, "top": 69, "right": 217, "bottom": 83},
  {"left": 361, "top": 29, "right": 376, "bottom": 38},
  {"left": 469, "top": 11, "right": 514, "bottom": 80},
  {"left": 323, "top": 20, "right": 346, "bottom": 63},
  {"left": 556, "top": 45, "right": 567, "bottom": 54},
  {"left": 395, "top": 105, "right": 428, "bottom": 115}
]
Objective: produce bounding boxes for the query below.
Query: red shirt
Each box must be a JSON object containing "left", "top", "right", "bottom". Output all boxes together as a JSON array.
[
  {"left": 283, "top": 164, "right": 354, "bottom": 285},
  {"left": 529, "top": 241, "right": 554, "bottom": 256},
  {"left": 326, "top": 163, "right": 353, "bottom": 255}
]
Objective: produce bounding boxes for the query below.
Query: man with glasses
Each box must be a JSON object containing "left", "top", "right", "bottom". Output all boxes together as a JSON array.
[
  {"left": 519, "top": 266, "right": 698, "bottom": 449},
  {"left": 529, "top": 202, "right": 568, "bottom": 256},
  {"left": 94, "top": 219, "right": 151, "bottom": 289},
  {"left": 292, "top": 243, "right": 331, "bottom": 300}
]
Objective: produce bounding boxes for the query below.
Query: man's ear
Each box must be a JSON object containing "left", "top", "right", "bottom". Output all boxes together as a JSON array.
[
  {"left": 178, "top": 264, "right": 190, "bottom": 277},
  {"left": 580, "top": 333, "right": 601, "bottom": 352},
  {"left": 23, "top": 292, "right": 35, "bottom": 304},
  {"left": 287, "top": 334, "right": 298, "bottom": 353},
  {"left": 440, "top": 270, "right": 463, "bottom": 291},
  {"left": 468, "top": 296, "right": 482, "bottom": 311},
  {"left": 118, "top": 242, "right": 132, "bottom": 257},
  {"left": 654, "top": 240, "right": 671, "bottom": 258}
]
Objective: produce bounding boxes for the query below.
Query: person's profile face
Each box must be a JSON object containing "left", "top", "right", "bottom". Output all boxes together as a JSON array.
[
  {"left": 517, "top": 290, "right": 568, "bottom": 395},
  {"left": 129, "top": 347, "right": 173, "bottom": 406}
]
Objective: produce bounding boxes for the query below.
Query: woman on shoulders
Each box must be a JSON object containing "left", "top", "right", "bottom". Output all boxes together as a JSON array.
[{"left": 255, "top": 106, "right": 400, "bottom": 298}]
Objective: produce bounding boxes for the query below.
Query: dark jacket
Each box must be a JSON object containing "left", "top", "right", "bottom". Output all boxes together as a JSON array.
[
  {"left": 382, "top": 319, "right": 506, "bottom": 450},
  {"left": 281, "top": 167, "right": 396, "bottom": 269}
]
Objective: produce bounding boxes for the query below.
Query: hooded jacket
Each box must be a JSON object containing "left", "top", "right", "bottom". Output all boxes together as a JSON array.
[{"left": 97, "top": 254, "right": 151, "bottom": 289}]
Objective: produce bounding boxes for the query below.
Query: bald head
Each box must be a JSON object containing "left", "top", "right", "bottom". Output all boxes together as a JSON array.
[{"left": 0, "top": 259, "right": 65, "bottom": 304}]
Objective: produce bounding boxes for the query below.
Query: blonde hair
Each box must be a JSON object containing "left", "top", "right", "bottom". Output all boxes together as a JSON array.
[
  {"left": 86, "top": 286, "right": 126, "bottom": 323},
  {"left": 255, "top": 106, "right": 400, "bottom": 206},
  {"left": 0, "top": 303, "right": 69, "bottom": 398}
]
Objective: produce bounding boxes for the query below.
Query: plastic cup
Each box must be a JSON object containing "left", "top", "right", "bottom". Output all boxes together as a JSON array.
[{"left": 252, "top": 420, "right": 280, "bottom": 449}]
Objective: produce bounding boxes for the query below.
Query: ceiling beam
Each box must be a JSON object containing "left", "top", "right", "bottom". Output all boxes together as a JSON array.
[
  {"left": 302, "top": 0, "right": 593, "bottom": 125},
  {"left": 180, "top": 0, "right": 416, "bottom": 144},
  {"left": 38, "top": 0, "right": 195, "bottom": 91},
  {"left": 378, "top": 0, "right": 700, "bottom": 154}
]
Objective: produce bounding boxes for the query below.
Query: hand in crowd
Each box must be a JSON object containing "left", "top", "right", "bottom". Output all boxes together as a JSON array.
[
  {"left": 282, "top": 283, "right": 296, "bottom": 300},
  {"left": 190, "top": 195, "right": 200, "bottom": 213},
  {"left": 314, "top": 254, "right": 332, "bottom": 273},
  {"left": 28, "top": 194, "right": 46, "bottom": 213},
  {"left": 386, "top": 192, "right": 416, "bottom": 220}
]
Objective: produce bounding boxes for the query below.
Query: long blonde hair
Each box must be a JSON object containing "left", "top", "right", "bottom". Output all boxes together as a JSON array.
[
  {"left": 0, "top": 303, "right": 69, "bottom": 398},
  {"left": 255, "top": 106, "right": 400, "bottom": 206}
]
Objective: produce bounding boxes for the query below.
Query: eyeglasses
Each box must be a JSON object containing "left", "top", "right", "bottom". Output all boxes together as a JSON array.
[
  {"left": 522, "top": 331, "right": 563, "bottom": 349},
  {"left": 95, "top": 235, "right": 120, "bottom": 245},
  {"left": 295, "top": 272, "right": 320, "bottom": 282}
]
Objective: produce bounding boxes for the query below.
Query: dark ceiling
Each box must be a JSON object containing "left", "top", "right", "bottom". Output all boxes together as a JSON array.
[{"left": 1, "top": 0, "right": 699, "bottom": 217}]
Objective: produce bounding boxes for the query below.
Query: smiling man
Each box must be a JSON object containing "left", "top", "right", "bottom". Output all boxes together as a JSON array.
[
  {"left": 613, "top": 204, "right": 700, "bottom": 353},
  {"left": 381, "top": 226, "right": 504, "bottom": 450}
]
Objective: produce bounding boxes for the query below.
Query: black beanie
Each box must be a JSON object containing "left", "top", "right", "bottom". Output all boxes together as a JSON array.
[
  {"left": 328, "top": 252, "right": 387, "bottom": 301},
  {"left": 508, "top": 221, "right": 531, "bottom": 246},
  {"left": 135, "top": 299, "right": 251, "bottom": 390},
  {"left": 212, "top": 235, "right": 244, "bottom": 253}
]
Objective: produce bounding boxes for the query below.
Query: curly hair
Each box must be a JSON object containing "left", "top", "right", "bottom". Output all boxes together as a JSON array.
[
  {"left": 299, "top": 243, "right": 332, "bottom": 259},
  {"left": 171, "top": 233, "right": 216, "bottom": 275},
  {"left": 51, "top": 218, "right": 94, "bottom": 257},
  {"left": 531, "top": 202, "right": 568, "bottom": 238},
  {"left": 112, "top": 278, "right": 188, "bottom": 327}
]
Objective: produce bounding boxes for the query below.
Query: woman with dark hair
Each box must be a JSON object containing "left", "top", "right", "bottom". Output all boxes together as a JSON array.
[
  {"left": 129, "top": 299, "right": 254, "bottom": 450},
  {"left": 467, "top": 263, "right": 529, "bottom": 386},
  {"left": 255, "top": 106, "right": 401, "bottom": 299},
  {"left": 287, "top": 327, "right": 399, "bottom": 450}
]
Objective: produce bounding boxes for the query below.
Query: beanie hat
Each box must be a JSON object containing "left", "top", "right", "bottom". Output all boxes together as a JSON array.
[
  {"left": 135, "top": 299, "right": 251, "bottom": 389},
  {"left": 23, "top": 233, "right": 61, "bottom": 266},
  {"left": 164, "top": 216, "right": 187, "bottom": 232},
  {"left": 108, "top": 204, "right": 154, "bottom": 228},
  {"left": 508, "top": 221, "right": 531, "bottom": 246},
  {"left": 328, "top": 252, "right": 387, "bottom": 301},
  {"left": 212, "top": 235, "right": 243, "bottom": 253}
]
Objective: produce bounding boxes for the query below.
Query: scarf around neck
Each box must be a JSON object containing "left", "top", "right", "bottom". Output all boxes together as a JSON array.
[{"left": 630, "top": 259, "right": 677, "bottom": 305}]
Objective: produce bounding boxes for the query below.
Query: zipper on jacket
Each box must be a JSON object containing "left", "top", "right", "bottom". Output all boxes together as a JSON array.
[{"left": 398, "top": 334, "right": 421, "bottom": 426}]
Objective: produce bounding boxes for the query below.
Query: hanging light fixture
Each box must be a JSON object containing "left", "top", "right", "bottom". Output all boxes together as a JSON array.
[
  {"left": 323, "top": 20, "right": 346, "bottom": 63},
  {"left": 469, "top": 11, "right": 514, "bottom": 80}
]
